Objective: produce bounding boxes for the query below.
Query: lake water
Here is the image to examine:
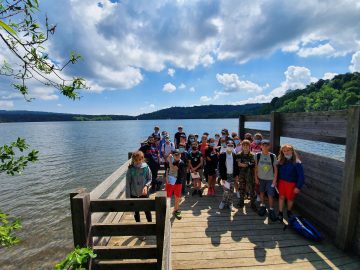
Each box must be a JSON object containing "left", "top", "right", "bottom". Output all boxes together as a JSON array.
[{"left": 0, "top": 119, "right": 345, "bottom": 269}]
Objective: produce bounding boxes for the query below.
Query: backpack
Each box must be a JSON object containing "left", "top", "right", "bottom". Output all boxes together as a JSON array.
[
  {"left": 256, "top": 152, "right": 275, "bottom": 173},
  {"left": 288, "top": 215, "right": 322, "bottom": 242}
]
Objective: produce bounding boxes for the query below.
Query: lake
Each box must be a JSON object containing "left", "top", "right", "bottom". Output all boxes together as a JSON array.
[{"left": 0, "top": 119, "right": 345, "bottom": 269}]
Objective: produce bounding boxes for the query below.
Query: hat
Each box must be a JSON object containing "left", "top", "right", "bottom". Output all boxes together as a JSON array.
[
  {"left": 180, "top": 133, "right": 187, "bottom": 138},
  {"left": 172, "top": 149, "right": 181, "bottom": 155},
  {"left": 178, "top": 126, "right": 183, "bottom": 129},
  {"left": 226, "top": 140, "right": 235, "bottom": 146},
  {"left": 261, "top": 139, "right": 270, "bottom": 145}
]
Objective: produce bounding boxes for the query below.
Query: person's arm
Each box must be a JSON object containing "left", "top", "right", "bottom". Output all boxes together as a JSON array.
[
  {"left": 194, "top": 156, "right": 203, "bottom": 171},
  {"left": 273, "top": 161, "right": 278, "bottom": 186},
  {"left": 295, "top": 162, "right": 305, "bottom": 193},
  {"left": 254, "top": 162, "right": 259, "bottom": 185},
  {"left": 126, "top": 168, "right": 131, "bottom": 198}
]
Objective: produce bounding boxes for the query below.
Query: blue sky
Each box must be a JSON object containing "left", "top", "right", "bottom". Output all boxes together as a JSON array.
[{"left": 1, "top": 0, "right": 360, "bottom": 115}]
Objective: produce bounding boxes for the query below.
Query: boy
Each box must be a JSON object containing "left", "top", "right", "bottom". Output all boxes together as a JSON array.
[
  {"left": 255, "top": 139, "right": 278, "bottom": 221},
  {"left": 166, "top": 150, "right": 186, "bottom": 219},
  {"left": 236, "top": 140, "right": 256, "bottom": 210},
  {"left": 188, "top": 141, "right": 203, "bottom": 197},
  {"left": 174, "top": 126, "right": 186, "bottom": 148},
  {"left": 218, "top": 140, "right": 240, "bottom": 212}
]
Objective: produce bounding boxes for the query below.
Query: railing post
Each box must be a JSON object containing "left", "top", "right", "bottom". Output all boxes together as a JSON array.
[
  {"left": 70, "top": 189, "right": 91, "bottom": 247},
  {"left": 336, "top": 106, "right": 360, "bottom": 250},
  {"left": 155, "top": 191, "right": 167, "bottom": 269},
  {"left": 270, "top": 111, "right": 281, "bottom": 155},
  {"left": 239, "top": 115, "right": 245, "bottom": 140}
]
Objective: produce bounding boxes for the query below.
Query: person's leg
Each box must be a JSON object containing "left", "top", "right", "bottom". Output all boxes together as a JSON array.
[
  {"left": 279, "top": 196, "right": 285, "bottom": 212},
  {"left": 238, "top": 173, "right": 246, "bottom": 206},
  {"left": 145, "top": 211, "right": 152, "bottom": 222},
  {"left": 134, "top": 211, "right": 140, "bottom": 222}
]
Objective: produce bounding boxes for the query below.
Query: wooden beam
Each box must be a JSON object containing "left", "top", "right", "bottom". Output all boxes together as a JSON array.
[
  {"left": 93, "top": 245, "right": 157, "bottom": 260},
  {"left": 239, "top": 115, "right": 245, "bottom": 140},
  {"left": 336, "top": 106, "right": 360, "bottom": 250},
  {"left": 155, "top": 191, "right": 167, "bottom": 268},
  {"left": 70, "top": 191, "right": 90, "bottom": 247},
  {"left": 270, "top": 111, "right": 281, "bottom": 155},
  {"left": 91, "top": 223, "right": 156, "bottom": 237},
  {"left": 92, "top": 261, "right": 158, "bottom": 270},
  {"left": 244, "top": 128, "right": 270, "bottom": 140},
  {"left": 244, "top": 114, "right": 271, "bottom": 122},
  {"left": 90, "top": 159, "right": 131, "bottom": 199},
  {"left": 90, "top": 198, "right": 156, "bottom": 212}
]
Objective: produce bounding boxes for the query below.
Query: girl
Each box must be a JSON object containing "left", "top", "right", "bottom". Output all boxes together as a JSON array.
[
  {"left": 126, "top": 151, "right": 152, "bottom": 223},
  {"left": 277, "top": 144, "right": 305, "bottom": 221},
  {"left": 234, "top": 136, "right": 242, "bottom": 154},
  {"left": 204, "top": 138, "right": 219, "bottom": 196},
  {"left": 188, "top": 141, "right": 203, "bottom": 197},
  {"left": 250, "top": 133, "right": 263, "bottom": 153}
]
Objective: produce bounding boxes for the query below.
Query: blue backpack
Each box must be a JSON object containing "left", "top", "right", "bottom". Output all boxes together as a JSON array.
[{"left": 288, "top": 215, "right": 322, "bottom": 242}]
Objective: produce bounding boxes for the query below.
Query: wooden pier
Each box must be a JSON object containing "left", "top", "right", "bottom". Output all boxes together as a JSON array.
[{"left": 70, "top": 106, "right": 360, "bottom": 269}]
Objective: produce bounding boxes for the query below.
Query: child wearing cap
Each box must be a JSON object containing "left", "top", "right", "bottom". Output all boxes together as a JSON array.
[
  {"left": 254, "top": 139, "right": 278, "bottom": 221},
  {"left": 218, "top": 140, "right": 240, "bottom": 212},
  {"left": 250, "top": 133, "right": 263, "bottom": 153},
  {"left": 277, "top": 144, "right": 305, "bottom": 222},
  {"left": 236, "top": 140, "right": 256, "bottom": 209},
  {"left": 166, "top": 150, "right": 186, "bottom": 219}
]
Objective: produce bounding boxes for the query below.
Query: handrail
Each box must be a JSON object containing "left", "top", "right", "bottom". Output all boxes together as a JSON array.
[{"left": 161, "top": 198, "right": 172, "bottom": 270}]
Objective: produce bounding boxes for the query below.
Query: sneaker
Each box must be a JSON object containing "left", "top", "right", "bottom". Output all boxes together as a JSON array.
[
  {"left": 269, "top": 209, "right": 278, "bottom": 222},
  {"left": 219, "top": 201, "right": 225, "bottom": 210},
  {"left": 238, "top": 199, "right": 244, "bottom": 208},
  {"left": 287, "top": 210, "right": 293, "bottom": 219},
  {"left": 192, "top": 189, "right": 197, "bottom": 196},
  {"left": 236, "top": 191, "right": 240, "bottom": 198},
  {"left": 258, "top": 205, "right": 267, "bottom": 216},
  {"left": 174, "top": 210, "right": 182, "bottom": 220},
  {"left": 198, "top": 190, "right": 203, "bottom": 197},
  {"left": 278, "top": 212, "right": 283, "bottom": 223},
  {"left": 229, "top": 204, "right": 236, "bottom": 212}
]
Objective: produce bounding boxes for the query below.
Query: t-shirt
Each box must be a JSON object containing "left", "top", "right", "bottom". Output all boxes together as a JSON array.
[
  {"left": 205, "top": 148, "right": 218, "bottom": 170},
  {"left": 140, "top": 144, "right": 159, "bottom": 164},
  {"left": 256, "top": 152, "right": 277, "bottom": 180},
  {"left": 200, "top": 143, "right": 208, "bottom": 157},
  {"left": 236, "top": 151, "right": 255, "bottom": 173},
  {"left": 226, "top": 153, "right": 234, "bottom": 174},
  {"left": 162, "top": 142, "right": 175, "bottom": 157},
  {"left": 188, "top": 150, "right": 202, "bottom": 168},
  {"left": 250, "top": 142, "right": 262, "bottom": 153},
  {"left": 174, "top": 132, "right": 186, "bottom": 146},
  {"left": 169, "top": 159, "right": 186, "bottom": 184}
]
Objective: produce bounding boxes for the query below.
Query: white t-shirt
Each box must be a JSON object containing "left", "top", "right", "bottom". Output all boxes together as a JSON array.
[
  {"left": 163, "top": 142, "right": 174, "bottom": 157},
  {"left": 225, "top": 153, "right": 233, "bottom": 174}
]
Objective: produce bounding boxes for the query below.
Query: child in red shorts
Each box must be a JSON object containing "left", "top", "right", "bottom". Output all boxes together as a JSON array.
[
  {"left": 277, "top": 144, "right": 305, "bottom": 221},
  {"left": 166, "top": 149, "right": 186, "bottom": 219}
]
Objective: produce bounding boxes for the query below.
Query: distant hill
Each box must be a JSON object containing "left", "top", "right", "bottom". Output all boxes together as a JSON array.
[
  {"left": 1, "top": 72, "right": 359, "bottom": 123},
  {"left": 0, "top": 110, "right": 135, "bottom": 122},
  {"left": 137, "top": 104, "right": 263, "bottom": 119}
]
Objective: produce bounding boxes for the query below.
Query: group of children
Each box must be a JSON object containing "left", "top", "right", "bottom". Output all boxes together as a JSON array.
[{"left": 126, "top": 125, "right": 305, "bottom": 223}]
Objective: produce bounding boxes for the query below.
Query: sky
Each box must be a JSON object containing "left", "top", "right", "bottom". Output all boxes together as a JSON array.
[{"left": 1, "top": 0, "right": 360, "bottom": 116}]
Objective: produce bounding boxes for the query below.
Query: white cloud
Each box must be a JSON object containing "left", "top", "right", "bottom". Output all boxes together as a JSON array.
[
  {"left": 297, "top": 43, "right": 336, "bottom": 58},
  {"left": 233, "top": 65, "right": 316, "bottom": 105},
  {"left": 323, "top": 72, "right": 338, "bottom": 80},
  {"left": 31, "top": 87, "right": 59, "bottom": 101},
  {"left": 167, "top": 68, "right": 175, "bottom": 77},
  {"left": 200, "top": 96, "right": 212, "bottom": 103},
  {"left": 216, "top": 73, "right": 263, "bottom": 93},
  {"left": 57, "top": 103, "right": 63, "bottom": 107},
  {"left": 213, "top": 90, "right": 229, "bottom": 100},
  {"left": 149, "top": 104, "right": 155, "bottom": 108},
  {"left": 163, "top": 82, "right": 176, "bottom": 93},
  {"left": 189, "top": 87, "right": 195, "bottom": 92},
  {"left": 0, "top": 100, "right": 14, "bottom": 109},
  {"left": 349, "top": 51, "right": 360, "bottom": 72},
  {"left": 200, "top": 54, "right": 214, "bottom": 67},
  {"left": 178, "top": 83, "right": 186, "bottom": 89}
]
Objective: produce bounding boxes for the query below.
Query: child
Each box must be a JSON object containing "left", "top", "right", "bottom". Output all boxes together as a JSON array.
[
  {"left": 250, "top": 133, "right": 263, "bottom": 153},
  {"left": 236, "top": 140, "right": 256, "bottom": 209},
  {"left": 218, "top": 141, "right": 240, "bottom": 212},
  {"left": 126, "top": 151, "right": 152, "bottom": 223},
  {"left": 254, "top": 139, "right": 278, "bottom": 221},
  {"left": 204, "top": 138, "right": 218, "bottom": 196},
  {"left": 244, "top": 133, "right": 253, "bottom": 142},
  {"left": 214, "top": 133, "right": 220, "bottom": 146},
  {"left": 277, "top": 144, "right": 305, "bottom": 221},
  {"left": 188, "top": 141, "right": 203, "bottom": 197},
  {"left": 178, "top": 143, "right": 189, "bottom": 195},
  {"left": 219, "top": 137, "right": 227, "bottom": 153},
  {"left": 166, "top": 150, "right": 186, "bottom": 219},
  {"left": 234, "top": 136, "right": 242, "bottom": 154},
  {"left": 174, "top": 126, "right": 186, "bottom": 148},
  {"left": 161, "top": 135, "right": 175, "bottom": 171}
]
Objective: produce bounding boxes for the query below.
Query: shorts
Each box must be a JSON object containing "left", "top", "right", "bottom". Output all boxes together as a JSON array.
[
  {"left": 278, "top": 179, "right": 297, "bottom": 201},
  {"left": 259, "top": 179, "right": 275, "bottom": 197},
  {"left": 166, "top": 183, "right": 182, "bottom": 198}
]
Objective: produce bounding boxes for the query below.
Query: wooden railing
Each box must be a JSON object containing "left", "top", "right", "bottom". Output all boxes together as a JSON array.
[
  {"left": 239, "top": 106, "right": 360, "bottom": 253},
  {"left": 70, "top": 159, "right": 171, "bottom": 270}
]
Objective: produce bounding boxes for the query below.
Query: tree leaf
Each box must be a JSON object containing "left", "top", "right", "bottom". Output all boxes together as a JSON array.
[{"left": 0, "top": 20, "right": 17, "bottom": 36}]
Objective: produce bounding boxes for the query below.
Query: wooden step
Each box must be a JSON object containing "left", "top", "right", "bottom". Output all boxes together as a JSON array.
[
  {"left": 91, "top": 260, "right": 157, "bottom": 270},
  {"left": 91, "top": 223, "right": 157, "bottom": 237},
  {"left": 93, "top": 245, "right": 158, "bottom": 260}
]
